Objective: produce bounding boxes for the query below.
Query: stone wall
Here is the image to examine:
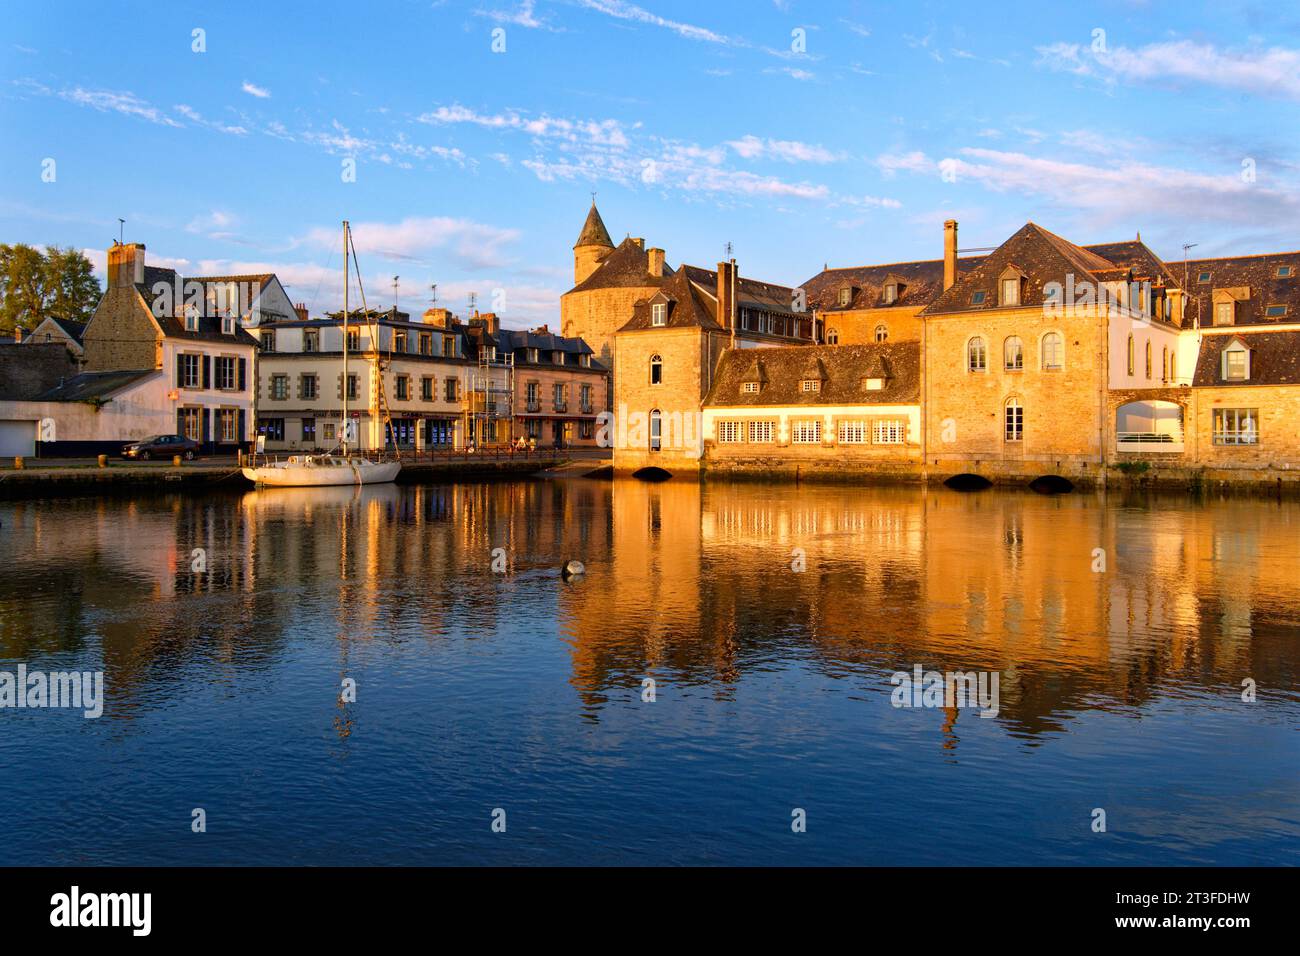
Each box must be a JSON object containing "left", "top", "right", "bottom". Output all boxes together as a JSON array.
[
  {"left": 82, "top": 286, "right": 162, "bottom": 371},
  {"left": 0, "top": 342, "right": 80, "bottom": 399},
  {"left": 924, "top": 307, "right": 1107, "bottom": 468}
]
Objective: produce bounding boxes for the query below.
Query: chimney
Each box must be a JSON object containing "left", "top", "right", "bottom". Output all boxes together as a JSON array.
[
  {"left": 647, "top": 247, "right": 665, "bottom": 278},
  {"left": 532, "top": 323, "right": 550, "bottom": 335},
  {"left": 477, "top": 312, "right": 500, "bottom": 335},
  {"left": 107, "top": 241, "right": 146, "bottom": 289},
  {"left": 943, "top": 220, "right": 958, "bottom": 291},
  {"left": 717, "top": 259, "right": 737, "bottom": 331},
  {"left": 13, "top": 327, "right": 25, "bottom": 344},
  {"left": 293, "top": 302, "right": 309, "bottom": 322},
  {"left": 631, "top": 237, "right": 645, "bottom": 250},
  {"left": 422, "top": 307, "right": 452, "bottom": 328}
]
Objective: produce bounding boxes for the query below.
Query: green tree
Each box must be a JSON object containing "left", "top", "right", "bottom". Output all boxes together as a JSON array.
[{"left": 0, "top": 243, "right": 103, "bottom": 333}]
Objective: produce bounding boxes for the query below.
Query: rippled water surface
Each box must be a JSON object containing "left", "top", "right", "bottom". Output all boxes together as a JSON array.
[{"left": 1, "top": 479, "right": 1297, "bottom": 865}]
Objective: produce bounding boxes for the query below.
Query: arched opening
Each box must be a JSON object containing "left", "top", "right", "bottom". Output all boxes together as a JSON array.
[
  {"left": 1116, "top": 399, "right": 1184, "bottom": 452},
  {"left": 943, "top": 473, "right": 993, "bottom": 491},
  {"left": 1029, "top": 475, "right": 1074, "bottom": 494},
  {"left": 632, "top": 466, "right": 672, "bottom": 482}
]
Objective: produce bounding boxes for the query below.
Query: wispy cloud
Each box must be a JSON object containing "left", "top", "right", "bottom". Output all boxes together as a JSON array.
[
  {"left": 875, "top": 147, "right": 1300, "bottom": 227},
  {"left": 301, "top": 216, "right": 522, "bottom": 271},
  {"left": 241, "top": 81, "right": 271, "bottom": 99},
  {"left": 574, "top": 0, "right": 731, "bottom": 44},
  {"left": 1037, "top": 39, "right": 1300, "bottom": 101},
  {"left": 727, "top": 135, "right": 843, "bottom": 164},
  {"left": 54, "top": 85, "right": 182, "bottom": 127},
  {"left": 419, "top": 103, "right": 629, "bottom": 147},
  {"left": 474, "top": 0, "right": 555, "bottom": 29}
]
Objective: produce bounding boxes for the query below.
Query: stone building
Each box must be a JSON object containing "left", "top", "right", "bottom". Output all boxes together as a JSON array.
[
  {"left": 702, "top": 342, "right": 922, "bottom": 480},
  {"left": 610, "top": 257, "right": 813, "bottom": 473},
  {"left": 801, "top": 221, "right": 983, "bottom": 346},
  {"left": 77, "top": 241, "right": 258, "bottom": 454},
  {"left": 559, "top": 202, "right": 670, "bottom": 379}
]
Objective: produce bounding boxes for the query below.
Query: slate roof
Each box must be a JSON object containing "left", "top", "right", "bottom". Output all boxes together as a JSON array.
[
  {"left": 801, "top": 256, "right": 986, "bottom": 313},
  {"left": 34, "top": 369, "right": 158, "bottom": 402},
  {"left": 704, "top": 342, "right": 921, "bottom": 407},
  {"left": 679, "top": 264, "right": 800, "bottom": 315},
  {"left": 1180, "top": 251, "right": 1300, "bottom": 328},
  {"left": 47, "top": 317, "right": 87, "bottom": 342},
  {"left": 1193, "top": 331, "right": 1300, "bottom": 387},
  {"left": 568, "top": 236, "right": 673, "bottom": 294},
  {"left": 921, "top": 222, "right": 1159, "bottom": 318},
  {"left": 574, "top": 202, "right": 614, "bottom": 249},
  {"left": 124, "top": 266, "right": 261, "bottom": 347},
  {"left": 619, "top": 267, "right": 723, "bottom": 332}
]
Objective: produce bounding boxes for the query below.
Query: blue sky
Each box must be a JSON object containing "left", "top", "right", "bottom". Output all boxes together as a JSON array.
[{"left": 3, "top": 0, "right": 1299, "bottom": 327}]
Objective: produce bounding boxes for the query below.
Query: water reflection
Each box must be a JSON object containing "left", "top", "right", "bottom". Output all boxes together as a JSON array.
[{"left": 2, "top": 479, "right": 1296, "bottom": 741}]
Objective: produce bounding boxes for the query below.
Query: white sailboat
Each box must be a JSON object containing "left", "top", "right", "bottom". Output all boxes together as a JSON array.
[{"left": 242, "top": 220, "right": 402, "bottom": 488}]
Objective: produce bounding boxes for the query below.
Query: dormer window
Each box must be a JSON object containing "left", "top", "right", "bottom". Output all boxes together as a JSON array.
[
  {"left": 1214, "top": 301, "right": 1235, "bottom": 326},
  {"left": 528, "top": 348, "right": 539, "bottom": 363},
  {"left": 651, "top": 303, "right": 667, "bottom": 326},
  {"left": 1197, "top": 271, "right": 1212, "bottom": 283},
  {"left": 1266, "top": 305, "right": 1288, "bottom": 318},
  {"left": 837, "top": 287, "right": 852, "bottom": 307},
  {"left": 261, "top": 330, "right": 276, "bottom": 352},
  {"left": 186, "top": 314, "right": 201, "bottom": 333},
  {"left": 395, "top": 330, "right": 408, "bottom": 352},
  {"left": 1222, "top": 345, "right": 1250, "bottom": 381},
  {"left": 801, "top": 379, "right": 820, "bottom": 392},
  {"left": 1278, "top": 265, "right": 1294, "bottom": 278},
  {"left": 742, "top": 381, "right": 760, "bottom": 393},
  {"left": 863, "top": 377, "right": 884, "bottom": 391},
  {"left": 883, "top": 283, "right": 898, "bottom": 305},
  {"left": 971, "top": 291, "right": 986, "bottom": 305},
  {"left": 1001, "top": 276, "right": 1021, "bottom": 306},
  {"left": 580, "top": 353, "right": 590, "bottom": 367},
  {"left": 222, "top": 316, "right": 235, "bottom": 335}
]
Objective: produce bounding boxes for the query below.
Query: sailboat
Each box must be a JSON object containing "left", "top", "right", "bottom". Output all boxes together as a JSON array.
[{"left": 242, "top": 220, "right": 402, "bottom": 487}]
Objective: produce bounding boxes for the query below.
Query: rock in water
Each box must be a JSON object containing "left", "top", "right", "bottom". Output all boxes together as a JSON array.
[{"left": 561, "top": 559, "right": 585, "bottom": 580}]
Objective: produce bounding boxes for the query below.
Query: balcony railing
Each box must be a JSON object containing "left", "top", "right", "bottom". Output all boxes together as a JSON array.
[
  {"left": 553, "top": 402, "right": 567, "bottom": 413},
  {"left": 526, "top": 400, "right": 541, "bottom": 413},
  {"left": 1116, "top": 431, "right": 1184, "bottom": 453},
  {"left": 579, "top": 403, "right": 594, "bottom": 414}
]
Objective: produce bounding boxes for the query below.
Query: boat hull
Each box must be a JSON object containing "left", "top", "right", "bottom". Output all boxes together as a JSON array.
[{"left": 241, "top": 460, "right": 401, "bottom": 487}]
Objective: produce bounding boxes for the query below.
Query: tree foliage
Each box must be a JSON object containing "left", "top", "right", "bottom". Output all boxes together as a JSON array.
[{"left": 0, "top": 243, "right": 103, "bottom": 333}]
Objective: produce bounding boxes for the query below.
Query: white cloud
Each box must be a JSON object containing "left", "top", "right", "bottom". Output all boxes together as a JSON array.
[
  {"left": 57, "top": 86, "right": 182, "bottom": 127},
  {"left": 574, "top": 0, "right": 731, "bottom": 44},
  {"left": 241, "top": 81, "right": 271, "bottom": 99},
  {"left": 474, "top": 0, "right": 554, "bottom": 29},
  {"left": 1037, "top": 39, "right": 1300, "bottom": 101},
  {"left": 301, "top": 216, "right": 522, "bottom": 270},
  {"left": 727, "top": 135, "right": 843, "bottom": 164},
  {"left": 419, "top": 104, "right": 629, "bottom": 147},
  {"left": 877, "top": 146, "right": 1300, "bottom": 227}
]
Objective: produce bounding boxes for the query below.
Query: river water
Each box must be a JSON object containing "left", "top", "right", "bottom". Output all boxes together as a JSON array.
[{"left": 1, "top": 479, "right": 1296, "bottom": 865}]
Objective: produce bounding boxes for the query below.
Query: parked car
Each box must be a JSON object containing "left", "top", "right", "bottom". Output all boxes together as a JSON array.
[{"left": 121, "top": 435, "right": 200, "bottom": 461}]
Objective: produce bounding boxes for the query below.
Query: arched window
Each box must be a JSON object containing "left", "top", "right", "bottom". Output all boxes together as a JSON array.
[
  {"left": 1004, "top": 336, "right": 1024, "bottom": 370},
  {"left": 1041, "top": 332, "right": 1063, "bottom": 370},
  {"left": 1127, "top": 334, "right": 1135, "bottom": 375},
  {"left": 826, "top": 328, "right": 840, "bottom": 345},
  {"left": 874, "top": 324, "right": 888, "bottom": 342},
  {"left": 967, "top": 336, "right": 987, "bottom": 372},
  {"left": 1145, "top": 340, "right": 1152, "bottom": 379},
  {"left": 649, "top": 409, "right": 662, "bottom": 451},
  {"left": 1005, "top": 398, "right": 1024, "bottom": 442},
  {"left": 650, "top": 353, "right": 663, "bottom": 385}
]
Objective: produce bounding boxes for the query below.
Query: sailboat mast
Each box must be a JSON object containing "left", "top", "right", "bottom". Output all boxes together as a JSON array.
[{"left": 342, "top": 219, "right": 349, "bottom": 454}]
